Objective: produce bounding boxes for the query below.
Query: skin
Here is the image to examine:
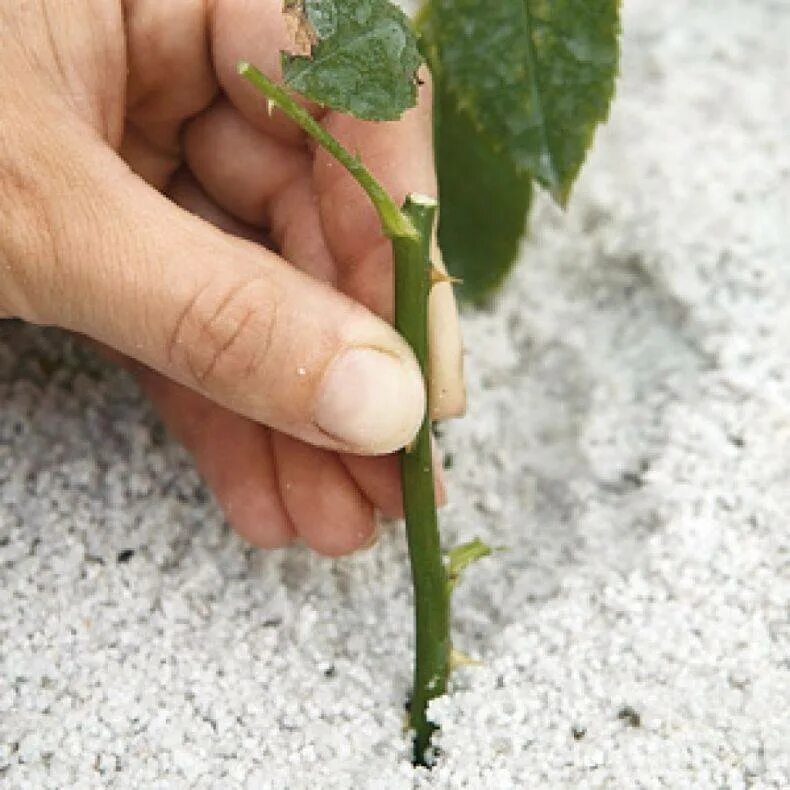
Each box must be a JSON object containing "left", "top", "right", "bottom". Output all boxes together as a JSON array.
[{"left": 0, "top": 0, "right": 463, "bottom": 557}]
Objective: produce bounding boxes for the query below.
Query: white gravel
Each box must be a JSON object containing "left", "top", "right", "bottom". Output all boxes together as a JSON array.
[{"left": 1, "top": 0, "right": 789, "bottom": 787}]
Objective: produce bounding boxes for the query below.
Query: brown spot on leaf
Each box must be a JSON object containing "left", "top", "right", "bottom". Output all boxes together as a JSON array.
[{"left": 283, "top": 0, "right": 319, "bottom": 57}]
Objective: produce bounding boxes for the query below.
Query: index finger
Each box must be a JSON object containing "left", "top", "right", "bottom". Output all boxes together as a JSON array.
[
  {"left": 211, "top": 0, "right": 326, "bottom": 145},
  {"left": 313, "top": 74, "right": 436, "bottom": 319}
]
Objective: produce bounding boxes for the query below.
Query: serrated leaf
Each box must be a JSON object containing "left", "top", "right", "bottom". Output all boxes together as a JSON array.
[
  {"left": 281, "top": 0, "right": 422, "bottom": 121},
  {"left": 434, "top": 74, "right": 533, "bottom": 301},
  {"left": 424, "top": 0, "right": 620, "bottom": 203}
]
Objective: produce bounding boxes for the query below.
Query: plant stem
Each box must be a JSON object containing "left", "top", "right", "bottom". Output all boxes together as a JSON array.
[
  {"left": 393, "top": 196, "right": 447, "bottom": 765},
  {"left": 413, "top": 1, "right": 431, "bottom": 33},
  {"left": 237, "top": 62, "right": 418, "bottom": 242},
  {"left": 238, "top": 61, "right": 448, "bottom": 766}
]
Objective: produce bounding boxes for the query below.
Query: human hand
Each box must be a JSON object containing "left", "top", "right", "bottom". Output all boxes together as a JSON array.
[{"left": 0, "top": 1, "right": 464, "bottom": 555}]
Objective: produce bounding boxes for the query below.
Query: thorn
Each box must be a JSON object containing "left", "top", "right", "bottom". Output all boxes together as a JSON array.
[
  {"left": 449, "top": 647, "right": 482, "bottom": 672},
  {"left": 266, "top": 98, "right": 276, "bottom": 117},
  {"left": 430, "top": 266, "right": 463, "bottom": 288}
]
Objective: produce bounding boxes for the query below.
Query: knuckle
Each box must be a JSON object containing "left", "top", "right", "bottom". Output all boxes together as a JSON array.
[{"left": 168, "top": 275, "right": 279, "bottom": 393}]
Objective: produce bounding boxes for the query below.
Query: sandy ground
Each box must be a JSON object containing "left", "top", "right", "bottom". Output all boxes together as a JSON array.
[{"left": 1, "top": 1, "right": 789, "bottom": 787}]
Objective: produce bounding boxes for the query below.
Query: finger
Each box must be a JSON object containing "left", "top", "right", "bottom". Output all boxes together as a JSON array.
[
  {"left": 192, "top": 79, "right": 466, "bottom": 419},
  {"left": 136, "top": 367, "right": 295, "bottom": 549},
  {"left": 340, "top": 446, "right": 448, "bottom": 521},
  {"left": 119, "top": 121, "right": 182, "bottom": 191},
  {"left": 165, "top": 165, "right": 430, "bottom": 522},
  {"left": 315, "top": 93, "right": 435, "bottom": 279},
  {"left": 209, "top": 1, "right": 465, "bottom": 419},
  {"left": 10, "top": 125, "right": 425, "bottom": 456},
  {"left": 340, "top": 453, "right": 403, "bottom": 520},
  {"left": 428, "top": 235, "right": 467, "bottom": 420},
  {"left": 271, "top": 432, "right": 376, "bottom": 556},
  {"left": 119, "top": 0, "right": 220, "bottom": 191},
  {"left": 167, "top": 167, "right": 266, "bottom": 244},
  {"left": 159, "top": 174, "right": 395, "bottom": 548},
  {"left": 183, "top": 99, "right": 336, "bottom": 282},
  {"left": 210, "top": 0, "right": 325, "bottom": 146},
  {"left": 313, "top": 80, "right": 466, "bottom": 420},
  {"left": 124, "top": 0, "right": 218, "bottom": 154},
  {"left": 183, "top": 99, "right": 307, "bottom": 227}
]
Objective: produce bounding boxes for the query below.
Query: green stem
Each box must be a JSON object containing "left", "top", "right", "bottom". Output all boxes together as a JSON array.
[
  {"left": 238, "top": 61, "right": 447, "bottom": 766},
  {"left": 413, "top": 1, "right": 432, "bottom": 33},
  {"left": 393, "top": 196, "right": 447, "bottom": 766},
  {"left": 237, "top": 62, "right": 418, "bottom": 242}
]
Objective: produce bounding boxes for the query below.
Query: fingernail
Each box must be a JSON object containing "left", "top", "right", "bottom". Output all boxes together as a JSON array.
[
  {"left": 432, "top": 441, "right": 448, "bottom": 508},
  {"left": 428, "top": 236, "right": 466, "bottom": 420},
  {"left": 314, "top": 348, "right": 425, "bottom": 454}
]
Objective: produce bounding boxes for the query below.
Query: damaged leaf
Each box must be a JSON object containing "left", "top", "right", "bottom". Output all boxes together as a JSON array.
[
  {"left": 283, "top": 0, "right": 319, "bottom": 56},
  {"left": 281, "top": 0, "right": 423, "bottom": 121}
]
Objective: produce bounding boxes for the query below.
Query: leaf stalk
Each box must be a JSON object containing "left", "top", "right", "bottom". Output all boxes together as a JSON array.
[{"left": 238, "top": 62, "right": 418, "bottom": 242}]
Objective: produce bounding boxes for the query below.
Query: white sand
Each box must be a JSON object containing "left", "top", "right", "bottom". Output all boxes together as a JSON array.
[{"left": 1, "top": 0, "right": 788, "bottom": 787}]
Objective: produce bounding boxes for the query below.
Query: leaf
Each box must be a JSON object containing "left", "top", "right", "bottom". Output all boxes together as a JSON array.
[
  {"left": 433, "top": 74, "right": 533, "bottom": 301},
  {"left": 446, "top": 538, "right": 492, "bottom": 593},
  {"left": 448, "top": 647, "right": 482, "bottom": 671},
  {"left": 423, "top": 0, "right": 620, "bottom": 203},
  {"left": 281, "top": 0, "right": 423, "bottom": 121}
]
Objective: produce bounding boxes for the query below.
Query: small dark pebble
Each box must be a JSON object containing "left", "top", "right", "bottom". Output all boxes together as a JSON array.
[
  {"left": 617, "top": 705, "right": 642, "bottom": 727},
  {"left": 572, "top": 726, "right": 587, "bottom": 741},
  {"left": 426, "top": 744, "right": 443, "bottom": 765},
  {"left": 84, "top": 554, "right": 105, "bottom": 565},
  {"left": 621, "top": 471, "right": 644, "bottom": 488},
  {"left": 728, "top": 434, "right": 745, "bottom": 448},
  {"left": 323, "top": 665, "right": 336, "bottom": 679},
  {"left": 443, "top": 452, "right": 454, "bottom": 469},
  {"left": 150, "top": 423, "right": 168, "bottom": 447},
  {"left": 116, "top": 549, "right": 135, "bottom": 564}
]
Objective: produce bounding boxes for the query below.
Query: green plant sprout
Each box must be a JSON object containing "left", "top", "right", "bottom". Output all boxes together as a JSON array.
[{"left": 241, "top": 0, "right": 620, "bottom": 766}]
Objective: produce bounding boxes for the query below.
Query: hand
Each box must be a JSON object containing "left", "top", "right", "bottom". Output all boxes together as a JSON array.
[{"left": 0, "top": 0, "right": 464, "bottom": 556}]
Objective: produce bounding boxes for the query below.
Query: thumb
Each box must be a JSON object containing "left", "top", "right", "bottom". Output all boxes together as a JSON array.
[{"left": 5, "top": 132, "right": 425, "bottom": 455}]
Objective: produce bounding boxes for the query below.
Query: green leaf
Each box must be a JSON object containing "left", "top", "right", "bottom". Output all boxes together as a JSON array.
[
  {"left": 446, "top": 538, "right": 492, "bottom": 593},
  {"left": 434, "top": 75, "right": 533, "bottom": 301},
  {"left": 423, "top": 0, "right": 620, "bottom": 203},
  {"left": 281, "top": 0, "right": 423, "bottom": 121}
]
